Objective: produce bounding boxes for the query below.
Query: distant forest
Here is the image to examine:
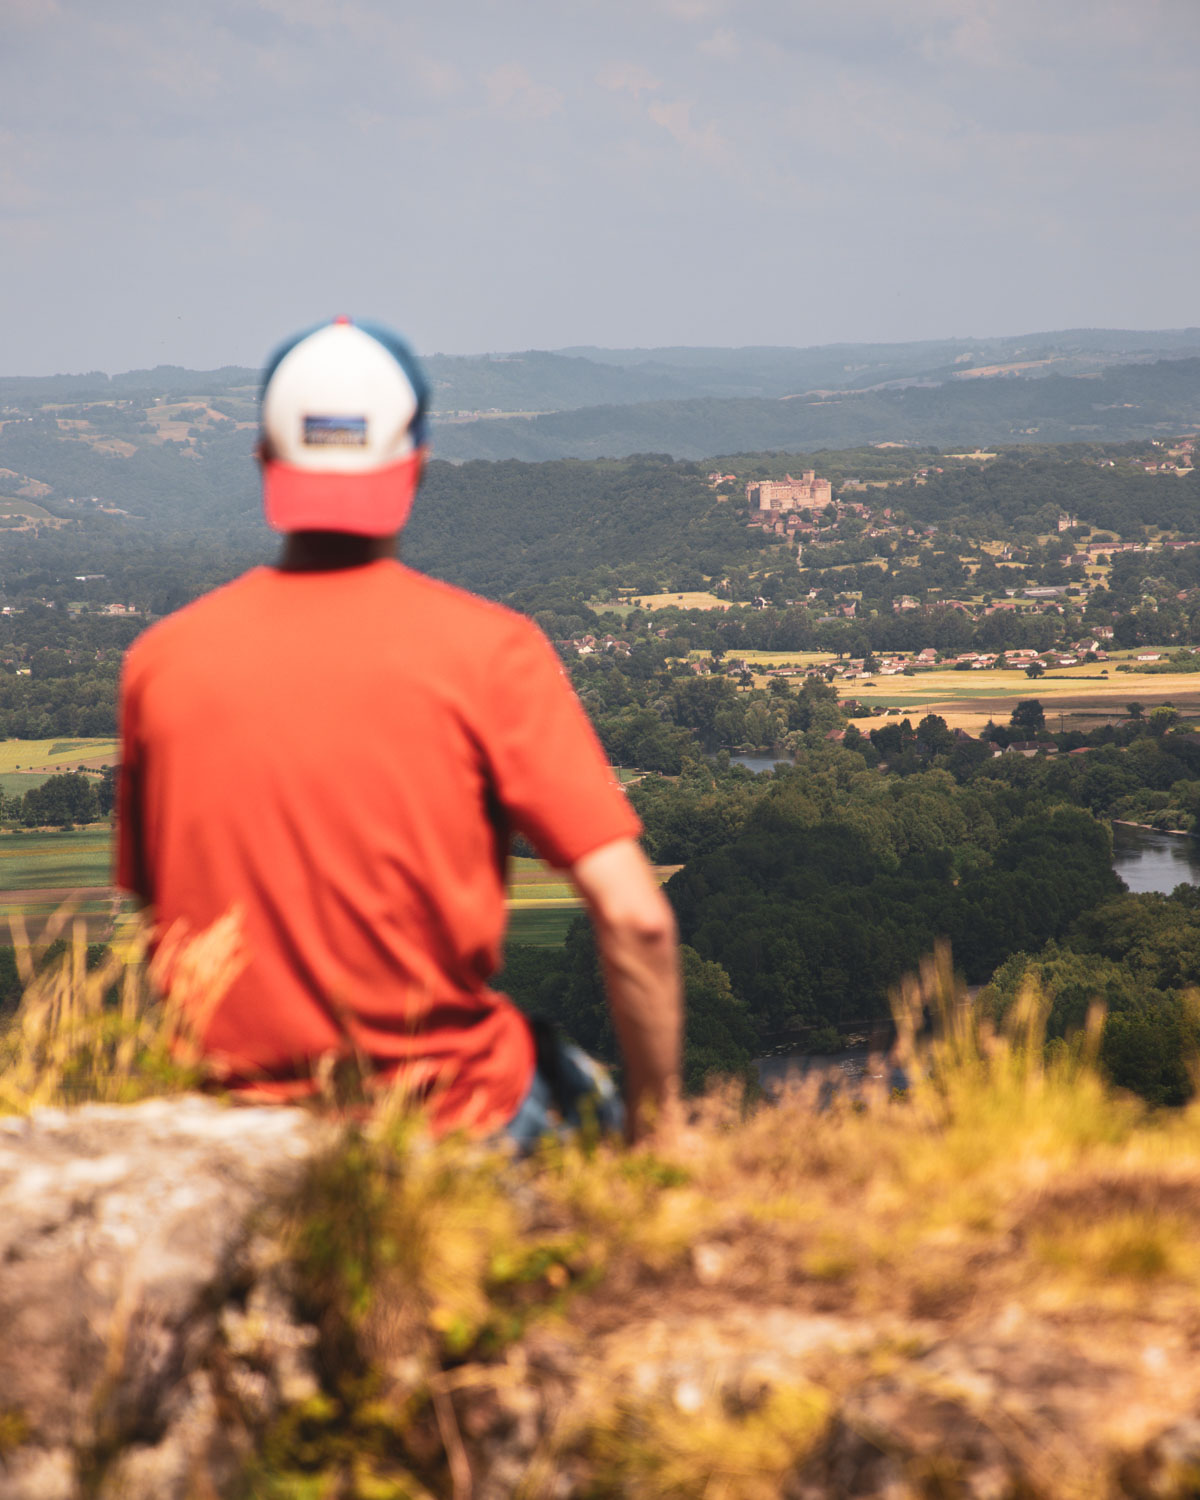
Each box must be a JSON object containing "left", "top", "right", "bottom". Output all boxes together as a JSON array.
[{"left": 3, "top": 443, "right": 1200, "bottom": 615}]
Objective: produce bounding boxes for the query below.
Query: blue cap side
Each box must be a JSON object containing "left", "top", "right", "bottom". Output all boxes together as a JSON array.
[{"left": 261, "top": 318, "right": 431, "bottom": 450}]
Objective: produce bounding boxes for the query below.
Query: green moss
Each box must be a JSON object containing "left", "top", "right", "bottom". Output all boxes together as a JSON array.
[{"left": 246, "top": 1385, "right": 435, "bottom": 1499}]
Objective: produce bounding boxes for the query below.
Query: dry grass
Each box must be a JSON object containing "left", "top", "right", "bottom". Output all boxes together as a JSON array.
[
  {"left": 11, "top": 927, "right": 1200, "bottom": 1493},
  {"left": 0, "top": 909, "right": 242, "bottom": 1113},
  {"left": 260, "top": 945, "right": 1200, "bottom": 1493}
]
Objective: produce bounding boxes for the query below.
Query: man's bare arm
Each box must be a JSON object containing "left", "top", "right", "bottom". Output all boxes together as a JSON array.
[{"left": 569, "top": 837, "right": 682, "bottom": 1140}]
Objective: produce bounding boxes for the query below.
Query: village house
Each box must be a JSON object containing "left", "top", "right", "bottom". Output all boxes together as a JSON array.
[{"left": 1006, "top": 742, "right": 1058, "bottom": 758}]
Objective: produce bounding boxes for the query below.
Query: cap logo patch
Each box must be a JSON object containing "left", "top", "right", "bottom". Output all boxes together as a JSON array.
[{"left": 303, "top": 414, "right": 368, "bottom": 447}]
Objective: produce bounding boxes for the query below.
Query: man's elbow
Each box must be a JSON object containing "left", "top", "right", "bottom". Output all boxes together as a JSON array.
[{"left": 598, "top": 888, "right": 678, "bottom": 950}]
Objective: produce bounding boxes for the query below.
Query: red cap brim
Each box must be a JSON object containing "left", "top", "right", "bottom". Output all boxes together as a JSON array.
[{"left": 262, "top": 450, "right": 425, "bottom": 536}]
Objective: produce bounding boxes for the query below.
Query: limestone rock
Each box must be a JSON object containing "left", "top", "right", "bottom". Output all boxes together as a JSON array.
[{"left": 0, "top": 1096, "right": 333, "bottom": 1500}]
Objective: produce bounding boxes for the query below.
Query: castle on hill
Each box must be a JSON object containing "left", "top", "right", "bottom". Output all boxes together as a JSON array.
[{"left": 745, "top": 471, "right": 833, "bottom": 513}]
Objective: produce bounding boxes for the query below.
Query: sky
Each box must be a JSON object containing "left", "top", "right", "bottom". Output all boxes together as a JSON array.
[{"left": 2, "top": 0, "right": 1199, "bottom": 374}]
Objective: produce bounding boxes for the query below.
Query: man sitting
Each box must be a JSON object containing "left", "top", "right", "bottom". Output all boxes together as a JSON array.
[{"left": 116, "top": 317, "right": 681, "bottom": 1141}]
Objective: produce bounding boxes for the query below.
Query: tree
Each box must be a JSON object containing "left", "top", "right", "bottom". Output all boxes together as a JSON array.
[
  {"left": 1009, "top": 699, "right": 1046, "bottom": 734},
  {"left": 1149, "top": 705, "right": 1179, "bottom": 737},
  {"left": 916, "top": 713, "right": 954, "bottom": 757},
  {"left": 20, "top": 772, "right": 98, "bottom": 828},
  {"left": 678, "top": 946, "right": 758, "bottom": 1093},
  {"left": 1025, "top": 661, "right": 1045, "bottom": 679}
]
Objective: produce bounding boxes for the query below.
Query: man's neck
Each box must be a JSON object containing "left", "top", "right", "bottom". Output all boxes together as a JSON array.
[{"left": 277, "top": 532, "right": 399, "bottom": 572}]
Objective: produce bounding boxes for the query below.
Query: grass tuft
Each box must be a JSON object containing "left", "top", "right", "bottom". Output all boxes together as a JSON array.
[{"left": 0, "top": 908, "right": 243, "bottom": 1114}]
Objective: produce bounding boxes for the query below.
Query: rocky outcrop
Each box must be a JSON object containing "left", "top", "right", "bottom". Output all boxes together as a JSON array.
[
  {"left": 0, "top": 1097, "right": 334, "bottom": 1500},
  {"left": 5, "top": 1099, "right": 1200, "bottom": 1498}
]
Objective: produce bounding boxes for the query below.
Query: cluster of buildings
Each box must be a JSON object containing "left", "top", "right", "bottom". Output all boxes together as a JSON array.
[
  {"left": 557, "top": 632, "right": 631, "bottom": 658},
  {"left": 836, "top": 638, "right": 1116, "bottom": 680},
  {"left": 721, "top": 633, "right": 1121, "bottom": 686},
  {"left": 744, "top": 472, "right": 833, "bottom": 514}
]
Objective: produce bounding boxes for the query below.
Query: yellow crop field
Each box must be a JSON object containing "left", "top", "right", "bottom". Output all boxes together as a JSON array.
[
  {"left": 625, "top": 591, "right": 731, "bottom": 611},
  {"left": 0, "top": 739, "right": 118, "bottom": 773},
  {"left": 727, "top": 650, "right": 830, "bottom": 669},
  {"left": 845, "top": 667, "right": 1200, "bottom": 734}
]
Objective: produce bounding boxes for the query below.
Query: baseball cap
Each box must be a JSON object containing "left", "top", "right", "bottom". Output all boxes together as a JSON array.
[{"left": 258, "top": 317, "right": 430, "bottom": 536}]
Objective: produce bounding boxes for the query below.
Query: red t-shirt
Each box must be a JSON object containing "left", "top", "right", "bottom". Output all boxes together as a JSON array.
[{"left": 116, "top": 560, "right": 640, "bottom": 1134}]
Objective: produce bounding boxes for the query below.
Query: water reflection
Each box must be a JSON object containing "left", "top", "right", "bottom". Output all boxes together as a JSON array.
[
  {"left": 730, "top": 753, "right": 791, "bottom": 774},
  {"left": 1112, "top": 823, "right": 1200, "bottom": 895},
  {"left": 755, "top": 1047, "right": 908, "bottom": 1098}
]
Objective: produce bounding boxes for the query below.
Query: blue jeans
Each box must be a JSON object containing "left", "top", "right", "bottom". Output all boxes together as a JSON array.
[{"left": 504, "top": 1023, "right": 625, "bottom": 1149}]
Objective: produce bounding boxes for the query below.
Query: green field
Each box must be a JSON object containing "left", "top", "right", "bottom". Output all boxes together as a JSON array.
[
  {"left": 0, "top": 773, "right": 53, "bottom": 800},
  {"left": 0, "top": 738, "right": 118, "bottom": 772},
  {"left": 0, "top": 496, "right": 53, "bottom": 520},
  {"left": 0, "top": 839, "right": 672, "bottom": 951},
  {"left": 505, "top": 906, "right": 580, "bottom": 946},
  {"left": 0, "top": 827, "right": 114, "bottom": 889},
  {"left": 0, "top": 828, "right": 117, "bottom": 939},
  {"left": 506, "top": 854, "right": 583, "bottom": 943}
]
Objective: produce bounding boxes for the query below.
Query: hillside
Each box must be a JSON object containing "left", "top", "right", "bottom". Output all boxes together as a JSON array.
[
  {"left": 435, "top": 358, "right": 1200, "bottom": 462},
  {"left": 2, "top": 355, "right": 1198, "bottom": 540},
  {"left": 405, "top": 457, "right": 771, "bottom": 597},
  {"left": 428, "top": 329, "right": 1200, "bottom": 414}
]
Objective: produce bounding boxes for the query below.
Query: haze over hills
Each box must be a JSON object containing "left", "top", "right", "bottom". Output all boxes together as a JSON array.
[
  {"left": 4, "top": 325, "right": 1200, "bottom": 415},
  {"left": 434, "top": 358, "right": 1200, "bottom": 462},
  {"left": 0, "top": 332, "right": 1198, "bottom": 507},
  {"left": 429, "top": 330, "right": 1200, "bottom": 416}
]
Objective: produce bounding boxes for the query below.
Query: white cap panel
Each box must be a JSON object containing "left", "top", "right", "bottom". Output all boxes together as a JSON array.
[{"left": 261, "top": 322, "right": 419, "bottom": 474}]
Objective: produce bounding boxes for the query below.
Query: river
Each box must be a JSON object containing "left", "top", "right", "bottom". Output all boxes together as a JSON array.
[{"left": 1111, "top": 822, "right": 1200, "bottom": 895}]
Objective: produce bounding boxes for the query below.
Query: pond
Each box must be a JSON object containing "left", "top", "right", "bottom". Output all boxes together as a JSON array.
[
  {"left": 1112, "top": 822, "right": 1200, "bottom": 895},
  {"left": 730, "top": 752, "right": 793, "bottom": 773}
]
